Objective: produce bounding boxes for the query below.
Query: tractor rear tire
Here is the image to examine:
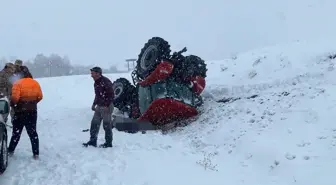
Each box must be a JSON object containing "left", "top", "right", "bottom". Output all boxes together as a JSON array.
[
  {"left": 185, "top": 55, "right": 207, "bottom": 78},
  {"left": 172, "top": 55, "right": 207, "bottom": 83},
  {"left": 136, "top": 37, "right": 171, "bottom": 79}
]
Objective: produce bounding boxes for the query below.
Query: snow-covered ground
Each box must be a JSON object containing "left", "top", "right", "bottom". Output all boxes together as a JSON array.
[{"left": 1, "top": 39, "right": 336, "bottom": 185}]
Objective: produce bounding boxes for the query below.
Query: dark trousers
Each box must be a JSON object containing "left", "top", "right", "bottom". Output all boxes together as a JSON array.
[
  {"left": 8, "top": 111, "right": 39, "bottom": 155},
  {"left": 90, "top": 104, "right": 114, "bottom": 144}
]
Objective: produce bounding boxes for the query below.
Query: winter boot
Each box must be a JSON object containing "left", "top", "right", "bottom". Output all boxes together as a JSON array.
[
  {"left": 8, "top": 151, "right": 14, "bottom": 157},
  {"left": 99, "top": 142, "right": 112, "bottom": 148},
  {"left": 83, "top": 140, "right": 97, "bottom": 147},
  {"left": 33, "top": 155, "right": 39, "bottom": 160}
]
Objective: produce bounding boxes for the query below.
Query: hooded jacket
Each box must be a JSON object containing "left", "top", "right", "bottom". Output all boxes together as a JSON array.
[{"left": 11, "top": 66, "right": 43, "bottom": 112}]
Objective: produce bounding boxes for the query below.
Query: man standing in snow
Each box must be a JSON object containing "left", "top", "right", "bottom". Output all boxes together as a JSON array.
[
  {"left": 0, "top": 63, "right": 15, "bottom": 98},
  {"left": 8, "top": 60, "right": 24, "bottom": 121},
  {"left": 83, "top": 67, "right": 114, "bottom": 148},
  {"left": 8, "top": 66, "right": 43, "bottom": 159},
  {"left": 0, "top": 63, "right": 16, "bottom": 121}
]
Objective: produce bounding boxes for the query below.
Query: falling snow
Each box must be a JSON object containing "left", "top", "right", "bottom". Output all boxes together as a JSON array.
[{"left": 1, "top": 39, "right": 336, "bottom": 185}]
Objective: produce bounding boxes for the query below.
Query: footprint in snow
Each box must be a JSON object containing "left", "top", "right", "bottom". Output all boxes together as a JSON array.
[
  {"left": 285, "top": 153, "right": 296, "bottom": 160},
  {"left": 297, "top": 141, "right": 311, "bottom": 147},
  {"left": 303, "top": 156, "right": 310, "bottom": 160},
  {"left": 248, "top": 70, "right": 257, "bottom": 79},
  {"left": 317, "top": 136, "right": 328, "bottom": 140}
]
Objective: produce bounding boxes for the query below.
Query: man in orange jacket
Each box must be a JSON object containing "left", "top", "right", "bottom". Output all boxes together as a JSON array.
[{"left": 7, "top": 66, "right": 43, "bottom": 159}]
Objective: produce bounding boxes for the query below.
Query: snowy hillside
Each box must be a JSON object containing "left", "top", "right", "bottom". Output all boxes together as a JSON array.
[{"left": 1, "top": 39, "right": 336, "bottom": 185}]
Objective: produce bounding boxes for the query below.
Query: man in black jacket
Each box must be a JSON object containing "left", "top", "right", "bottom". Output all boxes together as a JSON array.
[{"left": 83, "top": 67, "right": 114, "bottom": 148}]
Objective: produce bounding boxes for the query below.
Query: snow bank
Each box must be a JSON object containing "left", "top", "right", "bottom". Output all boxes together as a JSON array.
[{"left": 205, "top": 39, "right": 336, "bottom": 99}]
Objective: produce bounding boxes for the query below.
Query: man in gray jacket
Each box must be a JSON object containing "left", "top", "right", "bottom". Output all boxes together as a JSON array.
[
  {"left": 0, "top": 63, "right": 16, "bottom": 120},
  {"left": 83, "top": 67, "right": 114, "bottom": 148},
  {"left": 0, "top": 63, "right": 15, "bottom": 97}
]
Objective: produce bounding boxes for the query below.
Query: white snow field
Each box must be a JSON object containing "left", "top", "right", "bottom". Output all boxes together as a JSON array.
[{"left": 1, "top": 39, "right": 336, "bottom": 185}]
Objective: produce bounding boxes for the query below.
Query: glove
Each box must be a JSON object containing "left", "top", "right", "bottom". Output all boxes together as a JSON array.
[{"left": 91, "top": 104, "right": 96, "bottom": 111}]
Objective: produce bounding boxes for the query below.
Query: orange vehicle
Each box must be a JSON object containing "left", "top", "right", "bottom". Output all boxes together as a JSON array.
[{"left": 112, "top": 37, "right": 207, "bottom": 133}]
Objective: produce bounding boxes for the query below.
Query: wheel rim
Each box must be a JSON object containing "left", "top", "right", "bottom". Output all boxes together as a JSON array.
[
  {"left": 140, "top": 45, "right": 158, "bottom": 70},
  {"left": 113, "top": 84, "right": 123, "bottom": 99}
]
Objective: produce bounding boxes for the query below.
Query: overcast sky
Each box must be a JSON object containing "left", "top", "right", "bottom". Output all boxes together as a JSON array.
[{"left": 1, "top": 0, "right": 335, "bottom": 68}]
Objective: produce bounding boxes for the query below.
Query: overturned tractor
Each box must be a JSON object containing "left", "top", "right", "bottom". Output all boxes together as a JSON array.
[{"left": 112, "top": 37, "right": 207, "bottom": 133}]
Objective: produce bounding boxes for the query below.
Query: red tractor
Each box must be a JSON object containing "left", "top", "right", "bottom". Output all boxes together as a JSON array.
[{"left": 112, "top": 37, "right": 207, "bottom": 133}]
